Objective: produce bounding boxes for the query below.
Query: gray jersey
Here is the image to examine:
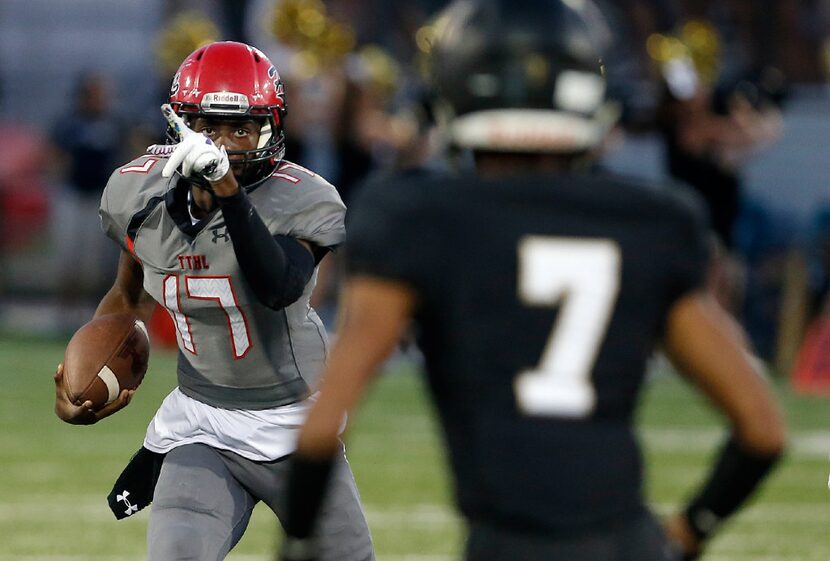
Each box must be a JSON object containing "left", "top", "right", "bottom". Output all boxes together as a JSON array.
[{"left": 100, "top": 157, "right": 345, "bottom": 409}]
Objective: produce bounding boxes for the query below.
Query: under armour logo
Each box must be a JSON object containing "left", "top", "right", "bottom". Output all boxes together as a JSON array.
[
  {"left": 117, "top": 490, "right": 139, "bottom": 517},
  {"left": 211, "top": 227, "right": 230, "bottom": 244}
]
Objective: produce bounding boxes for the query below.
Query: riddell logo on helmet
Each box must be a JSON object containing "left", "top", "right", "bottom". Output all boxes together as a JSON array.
[
  {"left": 201, "top": 92, "right": 251, "bottom": 113},
  {"left": 207, "top": 93, "right": 245, "bottom": 103}
]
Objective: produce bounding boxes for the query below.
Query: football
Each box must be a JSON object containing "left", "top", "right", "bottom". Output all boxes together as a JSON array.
[{"left": 62, "top": 313, "right": 150, "bottom": 410}]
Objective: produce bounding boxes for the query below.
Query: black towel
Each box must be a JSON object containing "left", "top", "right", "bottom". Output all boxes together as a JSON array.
[{"left": 107, "top": 446, "right": 166, "bottom": 520}]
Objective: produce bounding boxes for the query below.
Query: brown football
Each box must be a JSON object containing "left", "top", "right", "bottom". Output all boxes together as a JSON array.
[{"left": 62, "top": 313, "right": 150, "bottom": 410}]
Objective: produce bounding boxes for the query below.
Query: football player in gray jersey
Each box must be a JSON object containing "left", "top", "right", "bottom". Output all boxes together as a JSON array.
[{"left": 53, "top": 41, "right": 374, "bottom": 561}]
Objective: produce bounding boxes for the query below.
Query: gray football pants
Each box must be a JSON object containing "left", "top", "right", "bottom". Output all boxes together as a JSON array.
[
  {"left": 147, "top": 443, "right": 374, "bottom": 561},
  {"left": 466, "top": 512, "right": 681, "bottom": 561}
]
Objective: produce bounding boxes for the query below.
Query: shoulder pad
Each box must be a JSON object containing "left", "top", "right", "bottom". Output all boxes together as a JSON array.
[
  {"left": 100, "top": 155, "right": 170, "bottom": 247},
  {"left": 252, "top": 160, "right": 346, "bottom": 248}
]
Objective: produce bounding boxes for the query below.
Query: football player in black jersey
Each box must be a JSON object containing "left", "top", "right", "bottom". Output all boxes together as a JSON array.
[{"left": 278, "top": 1, "right": 786, "bottom": 560}]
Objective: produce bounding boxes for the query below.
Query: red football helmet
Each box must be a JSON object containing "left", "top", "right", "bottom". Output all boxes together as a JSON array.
[{"left": 168, "top": 41, "right": 287, "bottom": 190}]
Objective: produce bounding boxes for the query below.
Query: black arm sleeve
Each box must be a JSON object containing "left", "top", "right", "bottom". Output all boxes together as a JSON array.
[
  {"left": 217, "top": 190, "right": 315, "bottom": 310},
  {"left": 684, "top": 436, "right": 782, "bottom": 539},
  {"left": 282, "top": 452, "right": 336, "bottom": 540}
]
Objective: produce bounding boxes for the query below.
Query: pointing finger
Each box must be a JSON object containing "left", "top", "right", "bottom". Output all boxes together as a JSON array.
[
  {"left": 161, "top": 103, "right": 188, "bottom": 141},
  {"left": 162, "top": 141, "right": 190, "bottom": 178}
]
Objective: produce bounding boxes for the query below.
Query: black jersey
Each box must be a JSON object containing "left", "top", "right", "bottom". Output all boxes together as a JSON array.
[{"left": 346, "top": 171, "right": 710, "bottom": 534}]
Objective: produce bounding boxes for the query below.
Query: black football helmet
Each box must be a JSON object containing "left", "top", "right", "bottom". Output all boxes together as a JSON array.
[{"left": 428, "top": 0, "right": 616, "bottom": 153}]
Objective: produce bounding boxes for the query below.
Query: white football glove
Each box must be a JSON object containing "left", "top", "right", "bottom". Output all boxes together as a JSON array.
[{"left": 154, "top": 104, "right": 230, "bottom": 182}]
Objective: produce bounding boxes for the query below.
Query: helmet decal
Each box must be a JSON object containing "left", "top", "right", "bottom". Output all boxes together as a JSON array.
[{"left": 269, "top": 66, "right": 285, "bottom": 104}]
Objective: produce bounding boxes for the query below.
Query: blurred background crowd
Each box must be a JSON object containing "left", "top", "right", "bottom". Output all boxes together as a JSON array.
[{"left": 2, "top": 0, "right": 830, "bottom": 386}]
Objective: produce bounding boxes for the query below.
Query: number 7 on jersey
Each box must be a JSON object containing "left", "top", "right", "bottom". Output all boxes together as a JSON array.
[{"left": 514, "top": 236, "right": 621, "bottom": 418}]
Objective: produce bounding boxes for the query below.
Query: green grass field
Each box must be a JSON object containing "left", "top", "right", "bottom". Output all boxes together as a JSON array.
[{"left": 1, "top": 337, "right": 828, "bottom": 560}]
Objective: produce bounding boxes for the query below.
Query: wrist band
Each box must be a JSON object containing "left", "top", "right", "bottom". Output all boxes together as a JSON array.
[{"left": 683, "top": 436, "right": 782, "bottom": 539}]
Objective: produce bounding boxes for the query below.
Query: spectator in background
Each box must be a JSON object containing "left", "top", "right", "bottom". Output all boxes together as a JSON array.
[
  {"left": 282, "top": 67, "right": 361, "bottom": 322},
  {"left": 807, "top": 207, "right": 830, "bottom": 321},
  {"left": 284, "top": 47, "right": 424, "bottom": 322},
  {"left": 656, "top": 46, "right": 782, "bottom": 314},
  {"left": 49, "top": 72, "right": 124, "bottom": 327}
]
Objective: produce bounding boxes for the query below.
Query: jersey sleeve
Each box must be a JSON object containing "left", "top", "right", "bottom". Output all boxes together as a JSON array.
[
  {"left": 260, "top": 174, "right": 347, "bottom": 250},
  {"left": 345, "top": 178, "right": 437, "bottom": 288},
  {"left": 99, "top": 155, "right": 166, "bottom": 252},
  {"left": 665, "top": 188, "right": 713, "bottom": 302},
  {"left": 99, "top": 169, "right": 129, "bottom": 250}
]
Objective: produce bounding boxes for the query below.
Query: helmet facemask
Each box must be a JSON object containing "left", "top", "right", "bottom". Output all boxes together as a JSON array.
[{"left": 166, "top": 107, "right": 286, "bottom": 192}]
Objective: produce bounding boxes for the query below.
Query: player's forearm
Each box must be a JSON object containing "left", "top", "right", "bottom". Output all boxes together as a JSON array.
[
  {"left": 283, "top": 344, "right": 386, "bottom": 550},
  {"left": 216, "top": 190, "right": 314, "bottom": 309},
  {"left": 296, "top": 345, "right": 379, "bottom": 458},
  {"left": 680, "top": 436, "right": 782, "bottom": 550},
  {"left": 297, "top": 295, "right": 410, "bottom": 456},
  {"left": 208, "top": 169, "right": 239, "bottom": 198},
  {"left": 282, "top": 278, "right": 414, "bottom": 556},
  {"left": 666, "top": 293, "right": 786, "bottom": 452},
  {"left": 94, "top": 286, "right": 155, "bottom": 322},
  {"left": 665, "top": 292, "right": 786, "bottom": 555},
  {"left": 94, "top": 251, "right": 156, "bottom": 322},
  {"left": 282, "top": 451, "right": 336, "bottom": 547},
  {"left": 280, "top": 352, "right": 364, "bottom": 553}
]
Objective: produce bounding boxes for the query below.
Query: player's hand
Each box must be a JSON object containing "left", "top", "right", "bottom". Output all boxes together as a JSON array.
[
  {"left": 278, "top": 536, "right": 318, "bottom": 561},
  {"left": 664, "top": 513, "right": 704, "bottom": 560},
  {"left": 53, "top": 363, "right": 135, "bottom": 425},
  {"left": 157, "top": 103, "right": 230, "bottom": 182}
]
